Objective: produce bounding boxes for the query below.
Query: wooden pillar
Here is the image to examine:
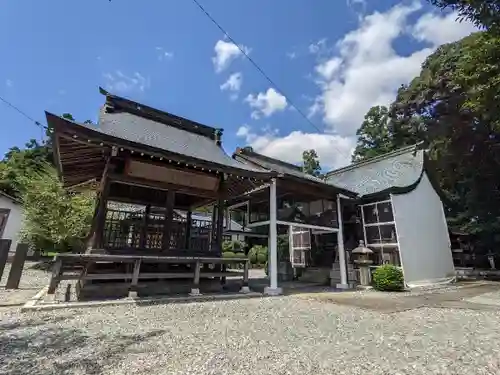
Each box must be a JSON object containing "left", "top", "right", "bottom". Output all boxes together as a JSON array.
[
  {"left": 0, "top": 239, "right": 12, "bottom": 282},
  {"left": 139, "top": 204, "right": 151, "bottom": 249},
  {"left": 209, "top": 204, "right": 217, "bottom": 251},
  {"left": 47, "top": 257, "right": 63, "bottom": 295},
  {"left": 128, "top": 259, "right": 142, "bottom": 298},
  {"left": 5, "top": 243, "right": 29, "bottom": 289},
  {"left": 216, "top": 198, "right": 224, "bottom": 252},
  {"left": 162, "top": 191, "right": 175, "bottom": 251},
  {"left": 185, "top": 210, "right": 192, "bottom": 250},
  {"left": 93, "top": 178, "right": 110, "bottom": 250},
  {"left": 189, "top": 260, "right": 201, "bottom": 296}
]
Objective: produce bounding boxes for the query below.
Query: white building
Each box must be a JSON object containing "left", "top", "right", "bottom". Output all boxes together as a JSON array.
[
  {"left": 325, "top": 145, "right": 455, "bottom": 287},
  {"left": 0, "top": 191, "right": 23, "bottom": 252}
]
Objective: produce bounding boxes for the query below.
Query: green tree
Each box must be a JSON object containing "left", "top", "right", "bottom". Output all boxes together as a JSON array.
[
  {"left": 427, "top": 0, "right": 500, "bottom": 32},
  {"left": 20, "top": 164, "right": 95, "bottom": 252},
  {"left": 390, "top": 31, "right": 500, "bottom": 249},
  {"left": 352, "top": 106, "right": 396, "bottom": 161},
  {"left": 302, "top": 149, "right": 321, "bottom": 176}
]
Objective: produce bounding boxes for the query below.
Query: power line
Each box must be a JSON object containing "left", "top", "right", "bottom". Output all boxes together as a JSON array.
[
  {"left": 191, "top": 0, "right": 325, "bottom": 134},
  {"left": 191, "top": 0, "right": 353, "bottom": 163},
  {"left": 0, "top": 95, "right": 47, "bottom": 130},
  {"left": 0, "top": 95, "right": 48, "bottom": 143}
]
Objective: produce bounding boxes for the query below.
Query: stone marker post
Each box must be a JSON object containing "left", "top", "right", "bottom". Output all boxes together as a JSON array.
[
  {"left": 0, "top": 239, "right": 12, "bottom": 283},
  {"left": 5, "top": 243, "right": 29, "bottom": 289}
]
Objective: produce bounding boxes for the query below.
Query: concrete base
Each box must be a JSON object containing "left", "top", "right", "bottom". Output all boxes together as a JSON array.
[
  {"left": 264, "top": 286, "right": 283, "bottom": 296},
  {"left": 336, "top": 283, "right": 354, "bottom": 290},
  {"left": 356, "top": 285, "right": 373, "bottom": 290},
  {"left": 128, "top": 291, "right": 138, "bottom": 298},
  {"left": 240, "top": 286, "right": 251, "bottom": 294},
  {"left": 189, "top": 288, "right": 201, "bottom": 296}
]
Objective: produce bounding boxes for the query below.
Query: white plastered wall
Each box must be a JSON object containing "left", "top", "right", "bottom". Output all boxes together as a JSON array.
[{"left": 391, "top": 173, "right": 455, "bottom": 287}]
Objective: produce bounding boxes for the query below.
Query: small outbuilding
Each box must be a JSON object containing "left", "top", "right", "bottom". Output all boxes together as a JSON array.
[
  {"left": 0, "top": 190, "right": 23, "bottom": 252},
  {"left": 325, "top": 145, "right": 455, "bottom": 287}
]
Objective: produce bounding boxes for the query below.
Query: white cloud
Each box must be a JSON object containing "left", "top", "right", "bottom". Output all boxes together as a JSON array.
[
  {"left": 287, "top": 51, "right": 298, "bottom": 60},
  {"left": 346, "top": 0, "right": 367, "bottom": 21},
  {"left": 412, "top": 11, "right": 478, "bottom": 45},
  {"left": 308, "top": 38, "right": 329, "bottom": 55},
  {"left": 245, "top": 88, "right": 288, "bottom": 119},
  {"left": 5, "top": 79, "right": 13, "bottom": 87},
  {"left": 156, "top": 47, "right": 174, "bottom": 61},
  {"left": 212, "top": 39, "right": 250, "bottom": 73},
  {"left": 220, "top": 72, "right": 243, "bottom": 100},
  {"left": 103, "top": 71, "right": 150, "bottom": 93},
  {"left": 315, "top": 58, "right": 342, "bottom": 81},
  {"left": 310, "top": 1, "right": 477, "bottom": 136},
  {"left": 236, "top": 125, "right": 355, "bottom": 169}
]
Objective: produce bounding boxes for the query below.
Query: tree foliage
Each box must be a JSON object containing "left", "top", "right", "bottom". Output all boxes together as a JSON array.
[
  {"left": 20, "top": 164, "right": 95, "bottom": 252},
  {"left": 427, "top": 0, "right": 500, "bottom": 32},
  {"left": 352, "top": 106, "right": 396, "bottom": 161},
  {"left": 389, "top": 31, "right": 500, "bottom": 247},
  {"left": 302, "top": 149, "right": 321, "bottom": 176},
  {"left": 1, "top": 113, "right": 96, "bottom": 252}
]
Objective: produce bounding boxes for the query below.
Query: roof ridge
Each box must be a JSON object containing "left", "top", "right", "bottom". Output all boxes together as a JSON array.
[
  {"left": 325, "top": 143, "right": 423, "bottom": 177},
  {"left": 234, "top": 147, "right": 303, "bottom": 171},
  {"left": 0, "top": 190, "right": 21, "bottom": 204},
  {"left": 99, "top": 87, "right": 222, "bottom": 141}
]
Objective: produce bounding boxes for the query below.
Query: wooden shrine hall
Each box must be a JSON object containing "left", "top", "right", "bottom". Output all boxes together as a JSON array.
[{"left": 45, "top": 88, "right": 276, "bottom": 299}]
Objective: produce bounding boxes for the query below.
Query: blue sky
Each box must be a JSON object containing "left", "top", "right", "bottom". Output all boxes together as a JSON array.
[{"left": 0, "top": 0, "right": 476, "bottom": 169}]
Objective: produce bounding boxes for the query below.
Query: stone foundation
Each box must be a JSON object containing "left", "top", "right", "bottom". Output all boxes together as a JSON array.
[{"left": 76, "top": 278, "right": 241, "bottom": 301}]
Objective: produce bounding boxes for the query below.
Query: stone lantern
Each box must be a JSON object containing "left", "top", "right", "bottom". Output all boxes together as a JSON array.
[{"left": 352, "top": 240, "right": 374, "bottom": 288}]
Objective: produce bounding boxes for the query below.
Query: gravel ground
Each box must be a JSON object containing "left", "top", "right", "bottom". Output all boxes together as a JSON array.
[
  {"left": 0, "top": 261, "right": 51, "bottom": 306},
  {"left": 2, "top": 296, "right": 500, "bottom": 375}
]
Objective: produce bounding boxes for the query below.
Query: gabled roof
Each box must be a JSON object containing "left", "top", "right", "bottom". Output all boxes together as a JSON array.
[
  {"left": 0, "top": 190, "right": 21, "bottom": 205},
  {"left": 324, "top": 144, "right": 425, "bottom": 198},
  {"left": 47, "top": 89, "right": 275, "bottom": 188},
  {"left": 233, "top": 147, "right": 357, "bottom": 197}
]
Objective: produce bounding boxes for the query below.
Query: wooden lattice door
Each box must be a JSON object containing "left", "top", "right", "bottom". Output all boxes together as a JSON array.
[{"left": 289, "top": 226, "right": 311, "bottom": 267}]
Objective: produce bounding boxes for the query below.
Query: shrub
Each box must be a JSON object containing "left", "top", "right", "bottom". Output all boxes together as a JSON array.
[
  {"left": 257, "top": 250, "right": 268, "bottom": 264},
  {"left": 372, "top": 265, "right": 405, "bottom": 291},
  {"left": 248, "top": 245, "right": 267, "bottom": 265},
  {"left": 222, "top": 240, "right": 233, "bottom": 253},
  {"left": 222, "top": 240, "right": 246, "bottom": 254},
  {"left": 222, "top": 251, "right": 236, "bottom": 258}
]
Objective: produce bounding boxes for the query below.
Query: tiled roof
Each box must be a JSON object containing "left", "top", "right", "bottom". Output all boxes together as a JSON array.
[
  {"left": 324, "top": 145, "right": 424, "bottom": 197},
  {"left": 97, "top": 109, "right": 267, "bottom": 174},
  {"left": 233, "top": 148, "right": 357, "bottom": 196},
  {"left": 234, "top": 149, "right": 326, "bottom": 183}
]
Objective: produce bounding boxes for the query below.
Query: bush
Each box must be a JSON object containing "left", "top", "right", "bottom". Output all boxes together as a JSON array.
[
  {"left": 372, "top": 265, "right": 405, "bottom": 291},
  {"left": 257, "top": 250, "right": 268, "bottom": 264},
  {"left": 222, "top": 251, "right": 236, "bottom": 258},
  {"left": 222, "top": 240, "right": 233, "bottom": 253},
  {"left": 248, "top": 245, "right": 267, "bottom": 265}
]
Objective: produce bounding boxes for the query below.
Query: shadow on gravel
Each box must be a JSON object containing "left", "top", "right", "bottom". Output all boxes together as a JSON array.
[{"left": 0, "top": 316, "right": 165, "bottom": 375}]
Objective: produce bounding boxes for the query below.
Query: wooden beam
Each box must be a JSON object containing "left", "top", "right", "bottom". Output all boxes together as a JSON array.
[
  {"left": 108, "top": 173, "right": 218, "bottom": 199},
  {"left": 185, "top": 210, "right": 192, "bottom": 250},
  {"left": 216, "top": 198, "right": 224, "bottom": 253},
  {"left": 162, "top": 191, "right": 175, "bottom": 250},
  {"left": 93, "top": 178, "right": 110, "bottom": 249}
]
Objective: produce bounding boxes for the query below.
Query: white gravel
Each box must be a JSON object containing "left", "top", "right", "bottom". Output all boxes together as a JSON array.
[{"left": 2, "top": 296, "right": 500, "bottom": 374}]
